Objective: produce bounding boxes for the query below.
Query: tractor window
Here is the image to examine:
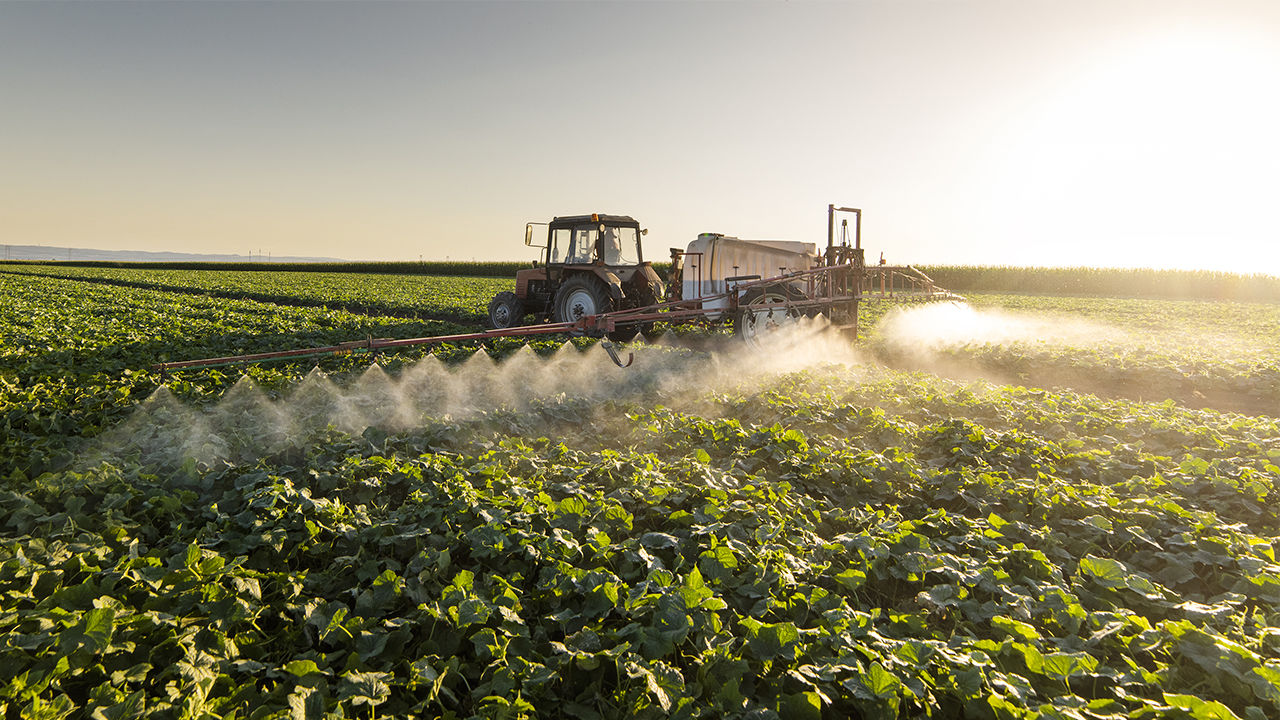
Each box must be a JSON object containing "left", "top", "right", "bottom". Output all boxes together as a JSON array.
[
  {"left": 567, "top": 228, "right": 596, "bottom": 264},
  {"left": 548, "top": 228, "right": 570, "bottom": 263},
  {"left": 608, "top": 226, "right": 640, "bottom": 265}
]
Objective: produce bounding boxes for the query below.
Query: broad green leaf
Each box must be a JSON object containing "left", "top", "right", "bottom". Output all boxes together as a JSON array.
[
  {"left": 894, "top": 641, "right": 935, "bottom": 666},
  {"left": 744, "top": 619, "right": 800, "bottom": 661},
  {"left": 451, "top": 569, "right": 475, "bottom": 591},
  {"left": 992, "top": 616, "right": 1040, "bottom": 642},
  {"left": 339, "top": 671, "right": 391, "bottom": 707},
  {"left": 184, "top": 543, "right": 201, "bottom": 571},
  {"left": 81, "top": 608, "right": 115, "bottom": 653},
  {"left": 1162, "top": 693, "right": 1242, "bottom": 720},
  {"left": 354, "top": 631, "right": 388, "bottom": 660},
  {"left": 1179, "top": 457, "right": 1211, "bottom": 476},
  {"left": 321, "top": 606, "right": 350, "bottom": 642},
  {"left": 698, "top": 546, "right": 738, "bottom": 581},
  {"left": 782, "top": 691, "right": 823, "bottom": 720},
  {"left": 1077, "top": 555, "right": 1128, "bottom": 589},
  {"left": 288, "top": 683, "right": 325, "bottom": 720},
  {"left": 835, "top": 568, "right": 867, "bottom": 591},
  {"left": 1082, "top": 515, "right": 1113, "bottom": 531},
  {"left": 1041, "top": 652, "right": 1098, "bottom": 680},
  {"left": 626, "top": 661, "right": 672, "bottom": 712},
  {"left": 456, "top": 597, "right": 491, "bottom": 626},
  {"left": 283, "top": 660, "right": 324, "bottom": 677},
  {"left": 864, "top": 663, "right": 901, "bottom": 698},
  {"left": 641, "top": 532, "right": 680, "bottom": 550}
]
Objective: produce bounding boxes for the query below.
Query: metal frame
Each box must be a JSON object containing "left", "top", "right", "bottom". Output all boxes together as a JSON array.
[{"left": 154, "top": 262, "right": 958, "bottom": 374}]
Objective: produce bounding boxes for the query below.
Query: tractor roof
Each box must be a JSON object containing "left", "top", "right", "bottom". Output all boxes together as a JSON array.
[{"left": 550, "top": 214, "right": 638, "bottom": 228}]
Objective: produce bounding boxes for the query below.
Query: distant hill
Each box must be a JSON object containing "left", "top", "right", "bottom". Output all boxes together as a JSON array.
[{"left": 0, "top": 244, "right": 344, "bottom": 264}]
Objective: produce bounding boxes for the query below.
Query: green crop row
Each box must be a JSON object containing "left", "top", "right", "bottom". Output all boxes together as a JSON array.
[
  {"left": 0, "top": 259, "right": 532, "bottom": 277},
  {"left": 0, "top": 265, "right": 510, "bottom": 322}
]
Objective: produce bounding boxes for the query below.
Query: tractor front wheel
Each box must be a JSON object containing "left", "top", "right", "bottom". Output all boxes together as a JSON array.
[{"left": 487, "top": 291, "right": 524, "bottom": 329}]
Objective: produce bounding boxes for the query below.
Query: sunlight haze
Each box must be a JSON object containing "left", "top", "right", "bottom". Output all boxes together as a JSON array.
[{"left": 2, "top": 1, "right": 1276, "bottom": 273}]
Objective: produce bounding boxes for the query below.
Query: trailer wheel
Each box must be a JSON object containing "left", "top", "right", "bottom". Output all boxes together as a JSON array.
[
  {"left": 487, "top": 291, "right": 524, "bottom": 329},
  {"left": 553, "top": 275, "right": 611, "bottom": 324},
  {"left": 736, "top": 289, "right": 802, "bottom": 347}
]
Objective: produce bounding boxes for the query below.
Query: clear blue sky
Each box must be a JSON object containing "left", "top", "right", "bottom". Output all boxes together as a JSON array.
[{"left": 3, "top": 1, "right": 1277, "bottom": 272}]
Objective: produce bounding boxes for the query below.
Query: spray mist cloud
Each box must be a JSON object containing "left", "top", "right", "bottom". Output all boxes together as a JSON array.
[{"left": 87, "top": 318, "right": 866, "bottom": 471}]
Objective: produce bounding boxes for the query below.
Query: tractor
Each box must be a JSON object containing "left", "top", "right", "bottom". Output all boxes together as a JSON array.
[{"left": 487, "top": 213, "right": 666, "bottom": 341}]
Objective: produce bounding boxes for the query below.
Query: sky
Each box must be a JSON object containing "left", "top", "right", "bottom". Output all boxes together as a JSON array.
[{"left": 2, "top": 0, "right": 1278, "bottom": 273}]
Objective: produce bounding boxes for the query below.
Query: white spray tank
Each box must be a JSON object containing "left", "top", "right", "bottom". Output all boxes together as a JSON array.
[{"left": 680, "top": 233, "right": 818, "bottom": 319}]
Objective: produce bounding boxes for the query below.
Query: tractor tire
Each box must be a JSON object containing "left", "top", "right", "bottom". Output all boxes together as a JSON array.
[
  {"left": 735, "top": 287, "right": 803, "bottom": 348},
  {"left": 553, "top": 275, "right": 611, "bottom": 325},
  {"left": 487, "top": 291, "right": 524, "bottom": 329}
]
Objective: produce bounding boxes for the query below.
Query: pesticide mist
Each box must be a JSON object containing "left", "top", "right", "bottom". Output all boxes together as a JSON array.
[
  {"left": 858, "top": 300, "right": 1135, "bottom": 390},
  {"left": 89, "top": 301, "right": 1230, "bottom": 473},
  {"left": 875, "top": 301, "right": 1125, "bottom": 350},
  {"left": 89, "top": 317, "right": 865, "bottom": 471}
]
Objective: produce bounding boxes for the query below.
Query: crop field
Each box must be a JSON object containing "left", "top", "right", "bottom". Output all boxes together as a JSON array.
[
  {"left": 0, "top": 264, "right": 511, "bottom": 322},
  {"left": 2, "top": 266, "right": 1280, "bottom": 719}
]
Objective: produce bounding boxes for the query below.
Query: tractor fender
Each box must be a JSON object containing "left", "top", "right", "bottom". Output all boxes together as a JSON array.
[{"left": 633, "top": 264, "right": 666, "bottom": 299}]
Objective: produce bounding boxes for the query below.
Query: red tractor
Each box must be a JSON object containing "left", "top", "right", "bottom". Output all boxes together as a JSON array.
[{"left": 487, "top": 213, "right": 665, "bottom": 341}]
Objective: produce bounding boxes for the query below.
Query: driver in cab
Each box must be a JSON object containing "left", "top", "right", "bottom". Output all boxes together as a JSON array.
[{"left": 600, "top": 226, "right": 622, "bottom": 265}]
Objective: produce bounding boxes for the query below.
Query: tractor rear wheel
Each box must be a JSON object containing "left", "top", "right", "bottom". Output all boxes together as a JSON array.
[
  {"left": 487, "top": 291, "right": 524, "bottom": 329},
  {"left": 553, "top": 275, "right": 611, "bottom": 325}
]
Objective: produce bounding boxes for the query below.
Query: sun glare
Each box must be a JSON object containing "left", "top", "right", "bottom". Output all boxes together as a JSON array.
[{"left": 988, "top": 24, "right": 1280, "bottom": 274}]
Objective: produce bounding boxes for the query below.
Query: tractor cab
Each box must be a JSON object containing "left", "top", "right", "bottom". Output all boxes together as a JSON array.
[{"left": 538, "top": 214, "right": 643, "bottom": 268}]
